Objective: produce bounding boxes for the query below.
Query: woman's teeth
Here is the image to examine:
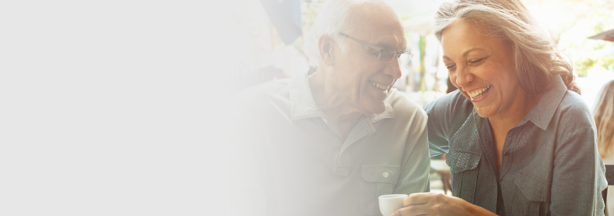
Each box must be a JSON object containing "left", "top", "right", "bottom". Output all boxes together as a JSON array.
[
  {"left": 468, "top": 85, "right": 491, "bottom": 99},
  {"left": 371, "top": 81, "right": 390, "bottom": 90}
]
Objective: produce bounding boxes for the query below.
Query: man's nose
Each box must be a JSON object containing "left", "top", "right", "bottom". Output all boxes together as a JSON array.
[{"left": 383, "top": 58, "right": 402, "bottom": 79}]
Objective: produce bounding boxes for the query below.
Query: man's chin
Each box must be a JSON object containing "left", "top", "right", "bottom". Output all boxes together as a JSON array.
[{"left": 363, "top": 103, "right": 386, "bottom": 115}]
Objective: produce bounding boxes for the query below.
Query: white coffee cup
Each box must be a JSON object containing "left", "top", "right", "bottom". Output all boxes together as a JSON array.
[{"left": 378, "top": 194, "right": 408, "bottom": 216}]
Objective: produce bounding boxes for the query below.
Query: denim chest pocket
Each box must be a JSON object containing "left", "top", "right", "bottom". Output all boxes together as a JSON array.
[
  {"left": 510, "top": 171, "right": 550, "bottom": 215},
  {"left": 359, "top": 165, "right": 400, "bottom": 215},
  {"left": 446, "top": 150, "right": 481, "bottom": 173},
  {"left": 446, "top": 150, "right": 482, "bottom": 201}
]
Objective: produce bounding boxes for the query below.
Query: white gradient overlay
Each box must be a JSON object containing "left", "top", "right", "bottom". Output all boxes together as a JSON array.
[{"left": 1, "top": 0, "right": 244, "bottom": 215}]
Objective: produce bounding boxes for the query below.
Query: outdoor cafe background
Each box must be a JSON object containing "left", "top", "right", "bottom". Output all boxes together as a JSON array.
[
  {"left": 237, "top": 0, "right": 614, "bottom": 109},
  {"left": 224, "top": 0, "right": 614, "bottom": 212}
]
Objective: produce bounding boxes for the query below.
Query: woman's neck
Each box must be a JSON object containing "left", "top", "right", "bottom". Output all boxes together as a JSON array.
[{"left": 488, "top": 92, "right": 542, "bottom": 133}]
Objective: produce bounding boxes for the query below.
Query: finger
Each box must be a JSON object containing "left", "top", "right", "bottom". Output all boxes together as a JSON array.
[
  {"left": 403, "top": 192, "right": 432, "bottom": 206},
  {"left": 391, "top": 205, "right": 429, "bottom": 216}
]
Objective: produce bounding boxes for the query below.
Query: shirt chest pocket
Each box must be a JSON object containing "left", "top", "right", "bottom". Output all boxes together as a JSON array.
[
  {"left": 447, "top": 150, "right": 481, "bottom": 173},
  {"left": 446, "top": 151, "right": 481, "bottom": 201},
  {"left": 359, "top": 165, "right": 400, "bottom": 215},
  {"left": 510, "top": 171, "right": 550, "bottom": 215}
]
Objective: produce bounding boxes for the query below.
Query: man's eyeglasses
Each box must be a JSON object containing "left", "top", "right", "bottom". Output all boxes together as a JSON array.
[{"left": 339, "top": 32, "right": 412, "bottom": 64}]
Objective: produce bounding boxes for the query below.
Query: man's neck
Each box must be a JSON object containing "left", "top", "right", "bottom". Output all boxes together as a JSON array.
[{"left": 308, "top": 68, "right": 363, "bottom": 140}]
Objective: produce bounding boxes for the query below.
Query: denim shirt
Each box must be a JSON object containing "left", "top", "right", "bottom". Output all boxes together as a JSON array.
[{"left": 424, "top": 75, "right": 607, "bottom": 216}]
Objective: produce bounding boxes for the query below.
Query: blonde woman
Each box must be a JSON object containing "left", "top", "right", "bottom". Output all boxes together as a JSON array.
[{"left": 595, "top": 80, "right": 614, "bottom": 216}]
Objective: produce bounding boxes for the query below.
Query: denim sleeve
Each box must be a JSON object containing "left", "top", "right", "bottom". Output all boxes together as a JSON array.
[
  {"left": 423, "top": 91, "right": 473, "bottom": 157},
  {"left": 550, "top": 116, "right": 607, "bottom": 215}
]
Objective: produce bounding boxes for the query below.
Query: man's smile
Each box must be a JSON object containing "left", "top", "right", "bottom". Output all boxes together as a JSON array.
[{"left": 370, "top": 80, "right": 391, "bottom": 90}]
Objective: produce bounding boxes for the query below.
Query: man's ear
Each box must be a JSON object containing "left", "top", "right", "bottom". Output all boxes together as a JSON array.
[{"left": 318, "top": 35, "right": 336, "bottom": 66}]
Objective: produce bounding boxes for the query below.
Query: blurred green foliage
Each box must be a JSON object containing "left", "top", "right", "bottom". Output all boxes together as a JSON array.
[
  {"left": 556, "top": 0, "right": 614, "bottom": 76},
  {"left": 574, "top": 57, "right": 596, "bottom": 77}
]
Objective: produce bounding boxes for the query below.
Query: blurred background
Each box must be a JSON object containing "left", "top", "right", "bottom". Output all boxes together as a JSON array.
[
  {"left": 211, "top": 0, "right": 614, "bottom": 213},
  {"left": 235, "top": 0, "right": 614, "bottom": 110}
]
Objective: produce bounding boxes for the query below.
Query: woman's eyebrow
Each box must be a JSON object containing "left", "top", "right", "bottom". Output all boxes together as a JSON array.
[
  {"left": 462, "top": 48, "right": 487, "bottom": 57},
  {"left": 443, "top": 48, "right": 487, "bottom": 61}
]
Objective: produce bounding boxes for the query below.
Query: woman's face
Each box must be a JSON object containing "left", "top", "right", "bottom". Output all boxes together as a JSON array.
[{"left": 441, "top": 19, "right": 527, "bottom": 119}]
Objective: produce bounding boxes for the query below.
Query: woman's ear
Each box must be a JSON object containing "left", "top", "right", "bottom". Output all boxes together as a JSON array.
[{"left": 318, "top": 35, "right": 335, "bottom": 66}]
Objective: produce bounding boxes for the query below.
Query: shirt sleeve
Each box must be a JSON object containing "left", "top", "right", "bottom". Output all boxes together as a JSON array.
[
  {"left": 550, "top": 113, "right": 607, "bottom": 215},
  {"left": 393, "top": 107, "right": 431, "bottom": 194},
  {"left": 422, "top": 91, "right": 473, "bottom": 157}
]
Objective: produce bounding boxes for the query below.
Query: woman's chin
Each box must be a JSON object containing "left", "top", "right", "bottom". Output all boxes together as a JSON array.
[{"left": 474, "top": 107, "right": 493, "bottom": 118}]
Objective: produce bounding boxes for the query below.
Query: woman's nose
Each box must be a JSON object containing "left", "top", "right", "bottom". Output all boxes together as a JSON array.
[{"left": 453, "top": 65, "right": 473, "bottom": 88}]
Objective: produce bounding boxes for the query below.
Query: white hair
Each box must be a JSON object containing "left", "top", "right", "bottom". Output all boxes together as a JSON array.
[
  {"left": 303, "top": 0, "right": 369, "bottom": 68},
  {"left": 433, "top": 0, "right": 579, "bottom": 94}
]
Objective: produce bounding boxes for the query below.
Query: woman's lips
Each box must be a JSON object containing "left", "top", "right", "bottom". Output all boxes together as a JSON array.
[{"left": 467, "top": 85, "right": 492, "bottom": 100}]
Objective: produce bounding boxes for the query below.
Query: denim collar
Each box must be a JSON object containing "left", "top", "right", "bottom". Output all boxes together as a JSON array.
[{"left": 519, "top": 75, "right": 568, "bottom": 130}]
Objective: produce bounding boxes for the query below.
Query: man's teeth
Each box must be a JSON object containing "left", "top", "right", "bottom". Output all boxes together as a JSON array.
[
  {"left": 468, "top": 85, "right": 491, "bottom": 99},
  {"left": 371, "top": 81, "right": 390, "bottom": 90}
]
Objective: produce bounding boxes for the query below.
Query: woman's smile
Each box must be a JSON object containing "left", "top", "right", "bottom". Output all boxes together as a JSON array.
[{"left": 467, "top": 85, "right": 492, "bottom": 102}]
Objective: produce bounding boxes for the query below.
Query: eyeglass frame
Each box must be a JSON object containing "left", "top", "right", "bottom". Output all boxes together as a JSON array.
[{"left": 338, "top": 32, "right": 412, "bottom": 63}]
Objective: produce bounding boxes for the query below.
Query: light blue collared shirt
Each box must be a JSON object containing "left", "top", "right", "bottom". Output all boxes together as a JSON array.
[{"left": 237, "top": 70, "right": 431, "bottom": 216}]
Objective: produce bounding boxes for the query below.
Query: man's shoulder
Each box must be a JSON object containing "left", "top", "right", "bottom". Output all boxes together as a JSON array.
[
  {"left": 235, "top": 79, "right": 291, "bottom": 107},
  {"left": 387, "top": 90, "right": 427, "bottom": 120},
  {"left": 233, "top": 79, "right": 293, "bottom": 121}
]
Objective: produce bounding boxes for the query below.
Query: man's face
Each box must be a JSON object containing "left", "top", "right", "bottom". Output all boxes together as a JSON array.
[{"left": 328, "top": 5, "right": 406, "bottom": 115}]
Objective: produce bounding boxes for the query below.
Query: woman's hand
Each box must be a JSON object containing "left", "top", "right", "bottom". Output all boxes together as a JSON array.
[{"left": 390, "top": 192, "right": 497, "bottom": 216}]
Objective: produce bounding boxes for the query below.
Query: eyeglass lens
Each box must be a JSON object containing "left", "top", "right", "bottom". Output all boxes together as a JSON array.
[{"left": 379, "top": 50, "right": 397, "bottom": 62}]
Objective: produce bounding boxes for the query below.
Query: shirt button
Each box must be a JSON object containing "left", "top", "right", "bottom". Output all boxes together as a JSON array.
[{"left": 382, "top": 171, "right": 389, "bottom": 178}]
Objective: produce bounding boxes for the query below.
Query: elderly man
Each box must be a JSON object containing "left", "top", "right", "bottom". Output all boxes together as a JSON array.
[{"left": 236, "top": 0, "right": 430, "bottom": 215}]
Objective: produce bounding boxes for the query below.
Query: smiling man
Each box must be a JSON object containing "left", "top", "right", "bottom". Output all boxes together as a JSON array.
[{"left": 235, "top": 0, "right": 430, "bottom": 215}]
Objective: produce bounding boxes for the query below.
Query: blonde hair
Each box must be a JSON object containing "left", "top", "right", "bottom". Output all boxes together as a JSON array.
[
  {"left": 433, "top": 0, "right": 580, "bottom": 95},
  {"left": 594, "top": 80, "right": 614, "bottom": 158}
]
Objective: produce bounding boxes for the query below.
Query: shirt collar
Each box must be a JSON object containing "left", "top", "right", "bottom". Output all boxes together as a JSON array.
[
  {"left": 521, "top": 75, "right": 568, "bottom": 130},
  {"left": 288, "top": 70, "right": 394, "bottom": 123},
  {"left": 288, "top": 70, "right": 324, "bottom": 120},
  {"left": 371, "top": 90, "right": 396, "bottom": 122}
]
